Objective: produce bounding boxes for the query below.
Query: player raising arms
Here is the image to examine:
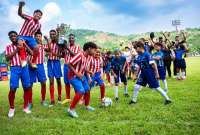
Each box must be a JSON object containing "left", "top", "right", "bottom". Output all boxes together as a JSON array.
[
  {"left": 129, "top": 41, "right": 172, "bottom": 105},
  {"left": 17, "top": 1, "right": 42, "bottom": 68},
  {"left": 67, "top": 42, "right": 97, "bottom": 118},
  {"left": 5, "top": 31, "right": 32, "bottom": 118}
]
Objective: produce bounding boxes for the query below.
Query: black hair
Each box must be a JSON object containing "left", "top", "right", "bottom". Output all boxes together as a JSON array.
[
  {"left": 34, "top": 31, "right": 42, "bottom": 37},
  {"left": 8, "top": 31, "right": 18, "bottom": 36},
  {"left": 150, "top": 32, "right": 155, "bottom": 39},
  {"left": 125, "top": 46, "right": 130, "bottom": 50},
  {"left": 83, "top": 42, "right": 97, "bottom": 51},
  {"left": 154, "top": 42, "right": 162, "bottom": 47},
  {"left": 107, "top": 51, "right": 112, "bottom": 55},
  {"left": 136, "top": 41, "right": 145, "bottom": 49},
  {"left": 34, "top": 9, "right": 43, "bottom": 15},
  {"left": 69, "top": 33, "right": 75, "bottom": 37},
  {"left": 49, "top": 29, "right": 57, "bottom": 34}
]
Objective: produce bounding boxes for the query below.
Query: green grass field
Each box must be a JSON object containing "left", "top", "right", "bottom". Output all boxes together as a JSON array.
[{"left": 0, "top": 57, "right": 200, "bottom": 135}]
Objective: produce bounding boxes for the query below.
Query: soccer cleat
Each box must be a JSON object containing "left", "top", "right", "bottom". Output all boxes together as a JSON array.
[
  {"left": 181, "top": 76, "right": 186, "bottom": 80},
  {"left": 68, "top": 108, "right": 78, "bottom": 118},
  {"left": 62, "top": 99, "right": 71, "bottom": 105},
  {"left": 28, "top": 103, "right": 33, "bottom": 110},
  {"left": 21, "top": 61, "right": 27, "bottom": 67},
  {"left": 124, "top": 93, "right": 130, "bottom": 97},
  {"left": 164, "top": 99, "right": 172, "bottom": 105},
  {"left": 49, "top": 101, "right": 55, "bottom": 108},
  {"left": 129, "top": 100, "right": 137, "bottom": 104},
  {"left": 8, "top": 108, "right": 15, "bottom": 118},
  {"left": 23, "top": 107, "right": 31, "bottom": 114},
  {"left": 86, "top": 106, "right": 95, "bottom": 111},
  {"left": 41, "top": 101, "right": 48, "bottom": 107}
]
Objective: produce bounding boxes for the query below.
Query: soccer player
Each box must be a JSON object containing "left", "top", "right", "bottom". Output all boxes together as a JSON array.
[
  {"left": 123, "top": 46, "right": 132, "bottom": 80},
  {"left": 88, "top": 48, "right": 106, "bottom": 102},
  {"left": 62, "top": 34, "right": 81, "bottom": 104},
  {"left": 28, "top": 31, "right": 50, "bottom": 108},
  {"left": 47, "top": 30, "right": 63, "bottom": 107},
  {"left": 104, "top": 51, "right": 112, "bottom": 85},
  {"left": 152, "top": 42, "right": 168, "bottom": 92},
  {"left": 174, "top": 41, "right": 189, "bottom": 80},
  {"left": 67, "top": 42, "right": 97, "bottom": 118},
  {"left": 5, "top": 31, "right": 32, "bottom": 118},
  {"left": 111, "top": 49, "right": 129, "bottom": 101},
  {"left": 17, "top": 1, "right": 42, "bottom": 68},
  {"left": 129, "top": 41, "right": 171, "bottom": 105}
]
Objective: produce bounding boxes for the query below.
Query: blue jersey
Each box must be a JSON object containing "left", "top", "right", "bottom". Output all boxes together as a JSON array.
[
  {"left": 111, "top": 56, "right": 126, "bottom": 71},
  {"left": 175, "top": 48, "right": 186, "bottom": 60},
  {"left": 136, "top": 52, "right": 154, "bottom": 70},
  {"left": 152, "top": 51, "right": 164, "bottom": 67}
]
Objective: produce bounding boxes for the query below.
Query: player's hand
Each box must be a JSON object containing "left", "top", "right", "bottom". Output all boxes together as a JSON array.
[
  {"left": 77, "top": 72, "right": 83, "bottom": 79},
  {"left": 156, "top": 74, "right": 160, "bottom": 79},
  {"left": 19, "top": 1, "right": 25, "bottom": 7}
]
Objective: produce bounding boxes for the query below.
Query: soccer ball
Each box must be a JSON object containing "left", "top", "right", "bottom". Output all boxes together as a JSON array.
[{"left": 102, "top": 97, "right": 112, "bottom": 107}]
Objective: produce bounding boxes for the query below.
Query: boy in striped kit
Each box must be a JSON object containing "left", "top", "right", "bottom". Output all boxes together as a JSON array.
[
  {"left": 62, "top": 34, "right": 81, "bottom": 104},
  {"left": 28, "top": 31, "right": 50, "bottom": 108},
  {"left": 67, "top": 42, "right": 97, "bottom": 118},
  {"left": 17, "top": 1, "right": 42, "bottom": 68},
  {"left": 5, "top": 31, "right": 32, "bottom": 118},
  {"left": 47, "top": 30, "right": 63, "bottom": 107},
  {"left": 88, "top": 48, "right": 106, "bottom": 103}
]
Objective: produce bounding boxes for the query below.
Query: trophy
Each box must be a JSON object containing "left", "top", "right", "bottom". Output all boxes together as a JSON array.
[{"left": 57, "top": 23, "right": 70, "bottom": 46}]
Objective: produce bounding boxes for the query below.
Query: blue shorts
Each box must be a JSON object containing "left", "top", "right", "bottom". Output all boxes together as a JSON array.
[
  {"left": 70, "top": 75, "right": 90, "bottom": 94},
  {"left": 136, "top": 68, "right": 159, "bottom": 88},
  {"left": 90, "top": 72, "right": 104, "bottom": 88},
  {"left": 63, "top": 64, "right": 70, "bottom": 84},
  {"left": 158, "top": 66, "right": 166, "bottom": 80},
  {"left": 29, "top": 64, "right": 47, "bottom": 84},
  {"left": 10, "top": 66, "right": 31, "bottom": 90},
  {"left": 175, "top": 59, "right": 186, "bottom": 69},
  {"left": 114, "top": 70, "right": 127, "bottom": 84},
  {"left": 18, "top": 36, "right": 37, "bottom": 48},
  {"left": 47, "top": 60, "right": 62, "bottom": 78},
  {"left": 104, "top": 64, "right": 111, "bottom": 73}
]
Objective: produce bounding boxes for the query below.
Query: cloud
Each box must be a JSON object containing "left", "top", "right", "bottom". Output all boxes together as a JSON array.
[{"left": 82, "top": 0, "right": 103, "bottom": 13}]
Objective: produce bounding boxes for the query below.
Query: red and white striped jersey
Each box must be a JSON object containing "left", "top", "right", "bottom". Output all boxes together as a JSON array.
[
  {"left": 5, "top": 44, "right": 21, "bottom": 66},
  {"left": 30, "top": 44, "right": 45, "bottom": 64},
  {"left": 70, "top": 51, "right": 91, "bottom": 75},
  {"left": 19, "top": 14, "right": 41, "bottom": 37},
  {"left": 64, "top": 44, "right": 81, "bottom": 64},
  {"left": 47, "top": 41, "right": 60, "bottom": 60},
  {"left": 88, "top": 56, "right": 103, "bottom": 73}
]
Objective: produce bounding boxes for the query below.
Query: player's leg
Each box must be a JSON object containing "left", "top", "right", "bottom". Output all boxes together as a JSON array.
[
  {"left": 68, "top": 77, "right": 85, "bottom": 118},
  {"left": 47, "top": 60, "right": 55, "bottom": 106},
  {"left": 181, "top": 59, "right": 186, "bottom": 80},
  {"left": 54, "top": 60, "right": 62, "bottom": 103},
  {"left": 56, "top": 78, "right": 62, "bottom": 103},
  {"left": 114, "top": 71, "right": 119, "bottom": 101},
  {"left": 121, "top": 72, "right": 129, "bottom": 97},
  {"left": 62, "top": 64, "right": 71, "bottom": 104}
]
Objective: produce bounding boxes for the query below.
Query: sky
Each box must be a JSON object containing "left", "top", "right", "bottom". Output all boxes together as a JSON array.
[{"left": 0, "top": 0, "right": 200, "bottom": 52}]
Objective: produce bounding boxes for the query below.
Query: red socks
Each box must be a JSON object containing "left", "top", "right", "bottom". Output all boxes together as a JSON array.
[
  {"left": 65, "top": 84, "right": 70, "bottom": 99},
  {"left": 70, "top": 92, "right": 83, "bottom": 110},
  {"left": 8, "top": 90, "right": 16, "bottom": 109},
  {"left": 28, "top": 88, "right": 32, "bottom": 104},
  {"left": 84, "top": 91, "right": 90, "bottom": 106},
  {"left": 23, "top": 90, "right": 29, "bottom": 109},
  {"left": 106, "top": 73, "right": 110, "bottom": 83},
  {"left": 41, "top": 83, "right": 46, "bottom": 101},
  {"left": 50, "top": 85, "right": 55, "bottom": 102},
  {"left": 100, "top": 84, "right": 105, "bottom": 100}
]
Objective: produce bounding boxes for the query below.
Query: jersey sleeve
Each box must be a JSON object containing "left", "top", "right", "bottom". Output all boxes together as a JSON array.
[{"left": 5, "top": 46, "right": 10, "bottom": 55}]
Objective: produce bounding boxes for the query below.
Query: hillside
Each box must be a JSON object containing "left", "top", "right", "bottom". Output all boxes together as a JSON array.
[{"left": 0, "top": 28, "right": 200, "bottom": 63}]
